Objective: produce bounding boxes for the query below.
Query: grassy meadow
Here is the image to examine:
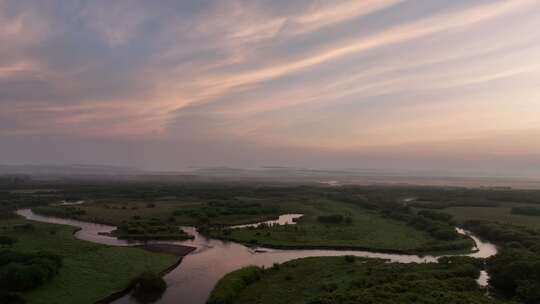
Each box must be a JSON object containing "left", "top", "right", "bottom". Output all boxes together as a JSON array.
[
  {"left": 208, "top": 256, "right": 500, "bottom": 304},
  {"left": 0, "top": 217, "right": 178, "bottom": 304},
  {"left": 58, "top": 199, "right": 284, "bottom": 227},
  {"left": 444, "top": 206, "right": 540, "bottom": 230},
  {"left": 27, "top": 185, "right": 476, "bottom": 254},
  {"left": 209, "top": 199, "right": 473, "bottom": 253}
]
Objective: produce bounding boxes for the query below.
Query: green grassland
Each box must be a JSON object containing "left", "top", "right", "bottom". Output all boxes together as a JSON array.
[
  {"left": 208, "top": 256, "right": 500, "bottom": 304},
  {"left": 0, "top": 217, "right": 178, "bottom": 304},
  {"left": 59, "top": 199, "right": 284, "bottom": 227},
  {"left": 444, "top": 206, "right": 540, "bottom": 230},
  {"left": 6, "top": 182, "right": 540, "bottom": 304},
  {"left": 31, "top": 195, "right": 474, "bottom": 254},
  {"left": 209, "top": 199, "right": 473, "bottom": 253},
  {"left": 111, "top": 217, "right": 194, "bottom": 240}
]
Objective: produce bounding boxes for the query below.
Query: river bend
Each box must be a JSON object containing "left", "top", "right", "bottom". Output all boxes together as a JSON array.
[{"left": 16, "top": 209, "right": 497, "bottom": 304}]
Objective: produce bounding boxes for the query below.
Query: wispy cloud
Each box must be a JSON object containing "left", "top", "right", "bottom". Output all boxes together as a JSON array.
[
  {"left": 1, "top": 0, "right": 540, "bottom": 172},
  {"left": 180, "top": 0, "right": 535, "bottom": 99}
]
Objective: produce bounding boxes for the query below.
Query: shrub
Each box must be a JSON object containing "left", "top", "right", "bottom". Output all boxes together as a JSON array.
[
  {"left": 512, "top": 207, "right": 540, "bottom": 217},
  {"left": 0, "top": 251, "right": 62, "bottom": 292},
  {"left": 131, "top": 272, "right": 167, "bottom": 304},
  {"left": 207, "top": 266, "right": 262, "bottom": 304},
  {"left": 487, "top": 249, "right": 540, "bottom": 303},
  {"left": 31, "top": 206, "right": 85, "bottom": 219},
  {"left": 0, "top": 291, "right": 25, "bottom": 304},
  {"left": 417, "top": 210, "right": 453, "bottom": 223},
  {"left": 13, "top": 224, "right": 35, "bottom": 232},
  {"left": 431, "top": 228, "right": 458, "bottom": 241},
  {"left": 320, "top": 282, "right": 338, "bottom": 292},
  {"left": 344, "top": 255, "right": 356, "bottom": 263},
  {"left": 0, "top": 236, "right": 17, "bottom": 247},
  {"left": 317, "top": 215, "right": 344, "bottom": 224}
]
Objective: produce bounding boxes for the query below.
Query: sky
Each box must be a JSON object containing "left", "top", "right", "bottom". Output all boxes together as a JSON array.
[{"left": 1, "top": 0, "right": 540, "bottom": 176}]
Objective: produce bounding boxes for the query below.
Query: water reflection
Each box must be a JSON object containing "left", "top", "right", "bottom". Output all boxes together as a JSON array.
[
  {"left": 477, "top": 270, "right": 489, "bottom": 288},
  {"left": 56, "top": 200, "right": 86, "bottom": 206},
  {"left": 17, "top": 209, "right": 133, "bottom": 246}
]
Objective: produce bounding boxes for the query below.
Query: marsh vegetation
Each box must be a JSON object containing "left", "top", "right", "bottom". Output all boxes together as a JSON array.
[
  {"left": 208, "top": 256, "right": 496, "bottom": 304},
  {"left": 3, "top": 181, "right": 540, "bottom": 303},
  {"left": 0, "top": 216, "right": 177, "bottom": 304}
]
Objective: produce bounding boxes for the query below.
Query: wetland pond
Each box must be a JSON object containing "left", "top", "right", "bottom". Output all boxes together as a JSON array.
[{"left": 16, "top": 209, "right": 497, "bottom": 304}]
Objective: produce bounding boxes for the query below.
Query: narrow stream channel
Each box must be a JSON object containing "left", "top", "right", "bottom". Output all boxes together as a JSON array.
[{"left": 16, "top": 209, "right": 497, "bottom": 304}]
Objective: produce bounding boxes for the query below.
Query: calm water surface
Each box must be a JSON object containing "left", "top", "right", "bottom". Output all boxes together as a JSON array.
[
  {"left": 229, "top": 214, "right": 303, "bottom": 229},
  {"left": 16, "top": 209, "right": 497, "bottom": 304}
]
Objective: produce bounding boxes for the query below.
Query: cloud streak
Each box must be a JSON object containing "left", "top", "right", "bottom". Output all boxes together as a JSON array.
[{"left": 1, "top": 0, "right": 540, "bottom": 174}]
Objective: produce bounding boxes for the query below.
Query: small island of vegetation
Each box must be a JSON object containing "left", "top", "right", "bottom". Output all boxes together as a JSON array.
[{"left": 110, "top": 218, "right": 194, "bottom": 240}]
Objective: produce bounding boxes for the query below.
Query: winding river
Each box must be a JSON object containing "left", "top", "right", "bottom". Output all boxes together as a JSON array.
[{"left": 16, "top": 209, "right": 497, "bottom": 304}]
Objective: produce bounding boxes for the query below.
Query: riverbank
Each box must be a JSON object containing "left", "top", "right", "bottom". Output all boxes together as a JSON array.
[
  {"left": 29, "top": 203, "right": 475, "bottom": 255},
  {"left": 0, "top": 215, "right": 180, "bottom": 304},
  {"left": 208, "top": 256, "right": 496, "bottom": 304},
  {"left": 204, "top": 232, "right": 476, "bottom": 255},
  {"left": 15, "top": 208, "right": 497, "bottom": 304},
  {"left": 46, "top": 199, "right": 286, "bottom": 227},
  {"left": 96, "top": 245, "right": 196, "bottom": 304},
  {"left": 31, "top": 197, "right": 476, "bottom": 255},
  {"left": 206, "top": 198, "right": 476, "bottom": 254}
]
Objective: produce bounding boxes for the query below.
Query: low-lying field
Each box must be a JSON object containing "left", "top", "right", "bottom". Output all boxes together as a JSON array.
[
  {"left": 209, "top": 199, "right": 473, "bottom": 253},
  {"left": 443, "top": 206, "right": 540, "bottom": 230},
  {"left": 111, "top": 218, "right": 194, "bottom": 240},
  {"left": 54, "top": 199, "right": 285, "bottom": 227},
  {"left": 32, "top": 196, "right": 474, "bottom": 254},
  {"left": 0, "top": 217, "right": 178, "bottom": 304}
]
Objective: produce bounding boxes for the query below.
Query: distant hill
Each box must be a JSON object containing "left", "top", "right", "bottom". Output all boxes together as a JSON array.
[{"left": 0, "top": 164, "right": 142, "bottom": 179}]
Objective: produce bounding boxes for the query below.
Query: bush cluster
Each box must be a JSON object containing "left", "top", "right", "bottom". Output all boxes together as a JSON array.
[
  {"left": 32, "top": 206, "right": 86, "bottom": 219},
  {"left": 207, "top": 266, "right": 262, "bottom": 304},
  {"left": 210, "top": 257, "right": 487, "bottom": 304},
  {"left": 317, "top": 214, "right": 352, "bottom": 224},
  {"left": 378, "top": 206, "right": 459, "bottom": 242},
  {"left": 131, "top": 272, "right": 167, "bottom": 304},
  {"left": 464, "top": 220, "right": 540, "bottom": 303},
  {"left": 114, "top": 218, "right": 192, "bottom": 240},
  {"left": 407, "top": 214, "right": 458, "bottom": 241},
  {"left": 0, "top": 251, "right": 62, "bottom": 303},
  {"left": 0, "top": 236, "right": 17, "bottom": 247},
  {"left": 173, "top": 200, "right": 279, "bottom": 223},
  {"left": 511, "top": 206, "right": 540, "bottom": 217}
]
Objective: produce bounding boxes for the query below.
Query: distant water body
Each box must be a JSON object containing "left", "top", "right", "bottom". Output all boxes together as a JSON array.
[{"left": 318, "top": 176, "right": 540, "bottom": 190}]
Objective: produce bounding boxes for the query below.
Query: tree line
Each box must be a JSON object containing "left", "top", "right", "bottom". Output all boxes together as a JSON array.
[{"left": 464, "top": 220, "right": 540, "bottom": 303}]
